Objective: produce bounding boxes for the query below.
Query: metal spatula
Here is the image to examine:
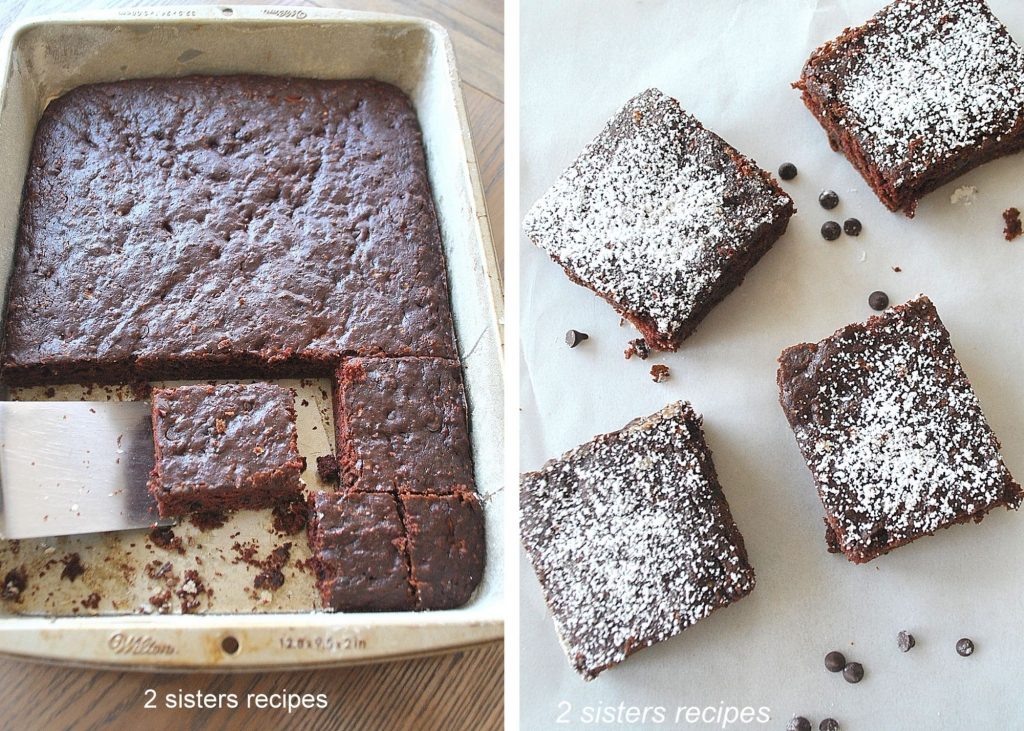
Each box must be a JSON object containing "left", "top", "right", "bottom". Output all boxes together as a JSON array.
[{"left": 0, "top": 401, "right": 173, "bottom": 540}]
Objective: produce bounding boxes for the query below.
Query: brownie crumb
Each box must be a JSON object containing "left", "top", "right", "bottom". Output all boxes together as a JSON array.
[
  {"left": 272, "top": 498, "right": 309, "bottom": 535},
  {"left": 1, "top": 567, "right": 27, "bottom": 602},
  {"left": 650, "top": 364, "right": 670, "bottom": 383},
  {"left": 44, "top": 387, "right": 56, "bottom": 398},
  {"left": 188, "top": 510, "right": 228, "bottom": 531},
  {"left": 624, "top": 338, "right": 651, "bottom": 360},
  {"left": 146, "top": 561, "right": 174, "bottom": 580},
  {"left": 892, "top": 266, "right": 902, "bottom": 272},
  {"left": 1003, "top": 207, "right": 1021, "bottom": 240},
  {"left": 81, "top": 592, "right": 101, "bottom": 609},
  {"left": 149, "top": 589, "right": 173, "bottom": 610},
  {"left": 248, "top": 542, "right": 293, "bottom": 592},
  {"left": 176, "top": 569, "right": 209, "bottom": 614},
  {"left": 149, "top": 527, "right": 185, "bottom": 555},
  {"left": 59, "top": 553, "right": 85, "bottom": 582},
  {"left": 316, "top": 454, "right": 340, "bottom": 482}
]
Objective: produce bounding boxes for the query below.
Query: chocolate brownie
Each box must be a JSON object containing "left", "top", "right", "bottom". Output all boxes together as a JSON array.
[
  {"left": 796, "top": 0, "right": 1024, "bottom": 217},
  {"left": 148, "top": 383, "right": 305, "bottom": 517},
  {"left": 334, "top": 357, "right": 475, "bottom": 494},
  {"left": 400, "top": 492, "right": 486, "bottom": 610},
  {"left": 307, "top": 491, "right": 414, "bottom": 612},
  {"left": 523, "top": 88, "right": 794, "bottom": 350},
  {"left": 520, "top": 401, "right": 756, "bottom": 680},
  {"left": 777, "top": 296, "right": 1022, "bottom": 563},
  {"left": 2, "top": 76, "right": 456, "bottom": 385}
]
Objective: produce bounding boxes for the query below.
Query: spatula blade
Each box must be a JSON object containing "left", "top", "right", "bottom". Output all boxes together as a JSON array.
[{"left": 0, "top": 401, "right": 172, "bottom": 539}]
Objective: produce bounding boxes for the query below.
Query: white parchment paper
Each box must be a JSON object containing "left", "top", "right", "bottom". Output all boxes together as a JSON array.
[{"left": 519, "top": 1, "right": 1024, "bottom": 728}]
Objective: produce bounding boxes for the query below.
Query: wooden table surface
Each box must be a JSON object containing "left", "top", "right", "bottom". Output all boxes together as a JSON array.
[{"left": 0, "top": 2, "right": 504, "bottom": 730}]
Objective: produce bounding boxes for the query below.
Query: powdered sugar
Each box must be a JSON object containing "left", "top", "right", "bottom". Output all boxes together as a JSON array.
[
  {"left": 782, "top": 296, "right": 1020, "bottom": 560},
  {"left": 819, "top": 0, "right": 1024, "bottom": 184},
  {"left": 519, "top": 401, "right": 755, "bottom": 679},
  {"left": 523, "top": 88, "right": 792, "bottom": 345}
]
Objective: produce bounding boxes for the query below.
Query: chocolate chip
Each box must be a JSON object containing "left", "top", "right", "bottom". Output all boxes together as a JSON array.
[
  {"left": 819, "top": 719, "right": 840, "bottom": 731},
  {"left": 824, "top": 650, "right": 846, "bottom": 672},
  {"left": 897, "top": 630, "right": 915, "bottom": 652},
  {"left": 565, "top": 329, "right": 589, "bottom": 348},
  {"left": 778, "top": 162, "right": 798, "bottom": 181},
  {"left": 819, "top": 190, "right": 839, "bottom": 209},
  {"left": 821, "top": 221, "right": 841, "bottom": 240},
  {"left": 868, "top": 291, "right": 889, "bottom": 311},
  {"left": 787, "top": 717, "right": 812, "bottom": 731},
  {"left": 842, "top": 661, "right": 864, "bottom": 683},
  {"left": 956, "top": 638, "right": 975, "bottom": 657},
  {"left": 843, "top": 218, "right": 862, "bottom": 236}
]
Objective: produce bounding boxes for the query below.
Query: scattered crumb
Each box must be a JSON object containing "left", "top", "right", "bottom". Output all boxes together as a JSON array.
[
  {"left": 44, "top": 387, "right": 56, "bottom": 398},
  {"left": 316, "top": 454, "right": 340, "bottom": 482},
  {"left": 176, "top": 569, "right": 209, "bottom": 613},
  {"left": 623, "top": 338, "right": 651, "bottom": 361},
  {"left": 149, "top": 589, "right": 173, "bottom": 611},
  {"left": 892, "top": 266, "right": 902, "bottom": 273},
  {"left": 59, "top": 553, "right": 85, "bottom": 583},
  {"left": 950, "top": 185, "right": 978, "bottom": 205},
  {"left": 2, "top": 567, "right": 27, "bottom": 602},
  {"left": 149, "top": 527, "right": 185, "bottom": 555},
  {"left": 188, "top": 510, "right": 228, "bottom": 531},
  {"left": 650, "top": 364, "right": 670, "bottom": 383},
  {"left": 81, "top": 592, "right": 101, "bottom": 610},
  {"left": 1003, "top": 207, "right": 1021, "bottom": 241},
  {"left": 145, "top": 560, "right": 174, "bottom": 580},
  {"left": 253, "top": 544, "right": 292, "bottom": 592}
]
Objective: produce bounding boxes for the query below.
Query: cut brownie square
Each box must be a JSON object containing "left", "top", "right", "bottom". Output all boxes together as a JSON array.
[
  {"left": 777, "top": 296, "right": 1022, "bottom": 563},
  {"left": 399, "top": 492, "right": 486, "bottom": 610},
  {"left": 334, "top": 357, "right": 475, "bottom": 494},
  {"left": 522, "top": 88, "right": 794, "bottom": 350},
  {"left": 795, "top": 0, "right": 1024, "bottom": 217},
  {"left": 307, "top": 491, "right": 414, "bottom": 611},
  {"left": 148, "top": 383, "right": 305, "bottom": 517},
  {"left": 520, "top": 401, "right": 756, "bottom": 680}
]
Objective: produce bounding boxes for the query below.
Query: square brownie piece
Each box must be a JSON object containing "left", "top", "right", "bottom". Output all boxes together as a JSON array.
[
  {"left": 334, "top": 357, "right": 475, "bottom": 494},
  {"left": 778, "top": 296, "right": 1022, "bottom": 563},
  {"left": 523, "top": 88, "right": 794, "bottom": 350},
  {"left": 400, "top": 492, "right": 486, "bottom": 610},
  {"left": 520, "top": 402, "right": 756, "bottom": 680},
  {"left": 796, "top": 0, "right": 1024, "bottom": 216},
  {"left": 148, "top": 383, "right": 305, "bottom": 517},
  {"left": 307, "top": 491, "right": 414, "bottom": 611}
]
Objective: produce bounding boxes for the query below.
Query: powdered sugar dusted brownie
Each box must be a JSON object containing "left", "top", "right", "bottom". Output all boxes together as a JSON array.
[
  {"left": 520, "top": 401, "right": 756, "bottom": 680},
  {"left": 778, "top": 296, "right": 1022, "bottom": 563},
  {"left": 796, "top": 0, "right": 1024, "bottom": 216},
  {"left": 523, "top": 88, "right": 794, "bottom": 350}
]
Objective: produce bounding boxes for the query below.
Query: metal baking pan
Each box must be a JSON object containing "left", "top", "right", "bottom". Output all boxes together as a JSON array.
[{"left": 0, "top": 5, "right": 504, "bottom": 669}]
